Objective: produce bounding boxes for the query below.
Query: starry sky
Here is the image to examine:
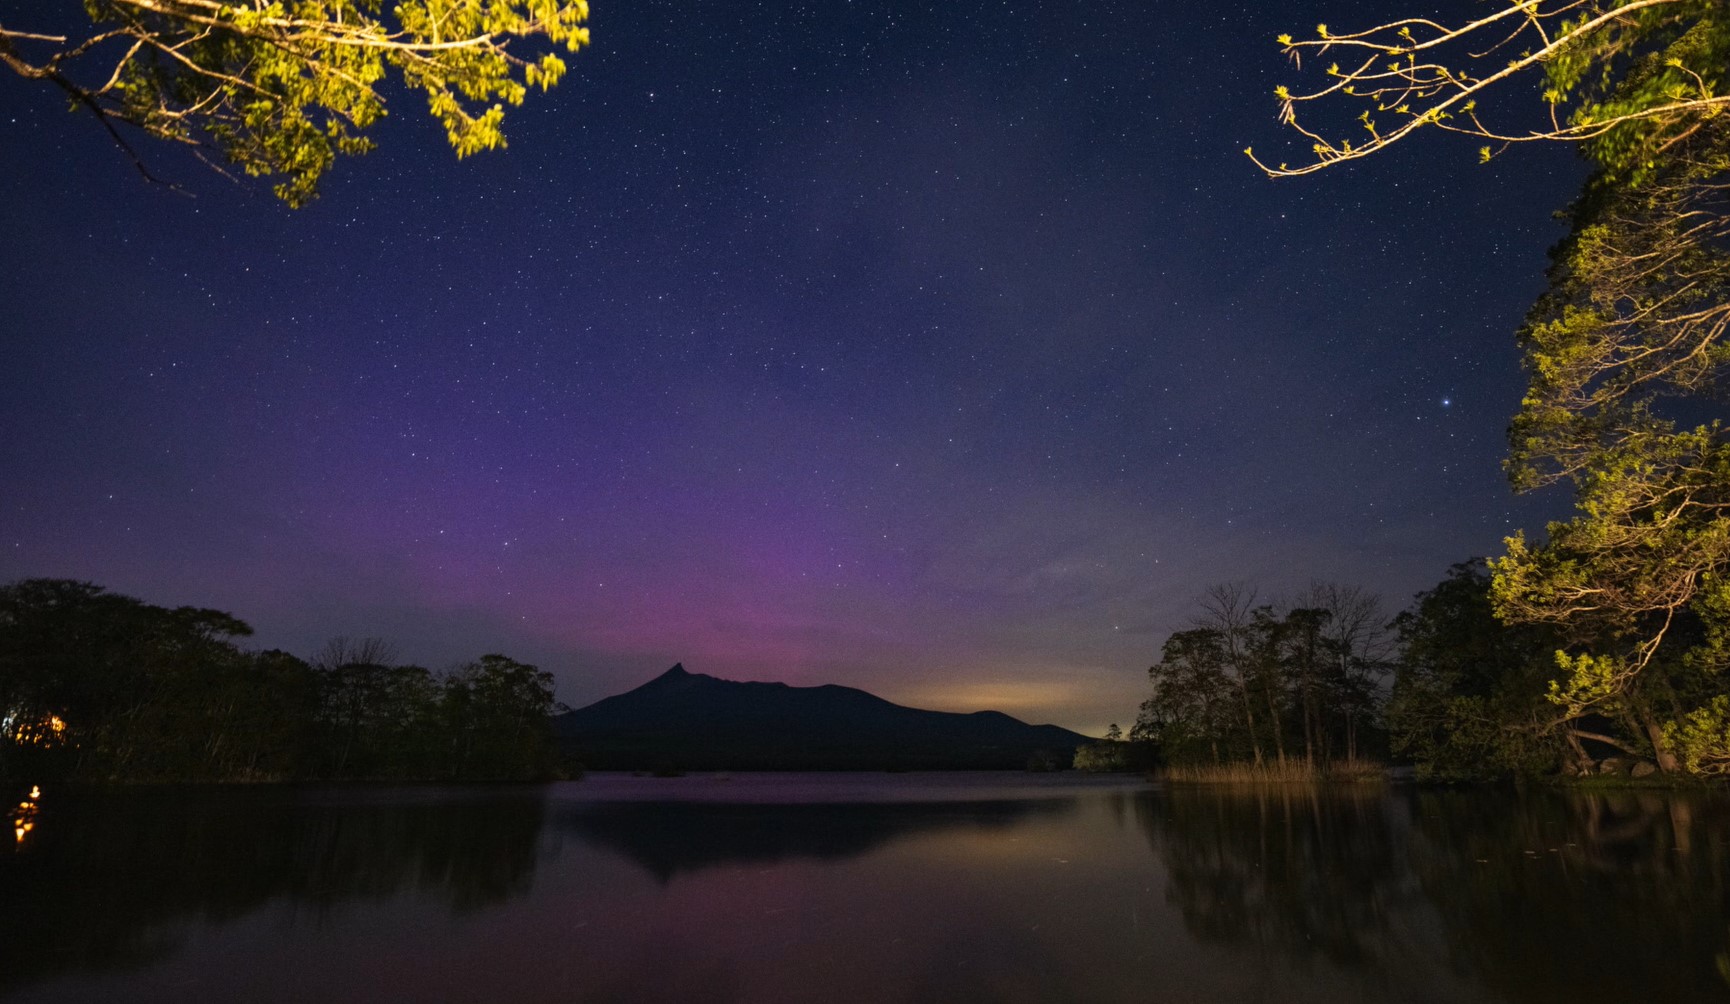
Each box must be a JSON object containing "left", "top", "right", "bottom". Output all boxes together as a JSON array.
[{"left": 0, "top": 1, "right": 1584, "bottom": 734}]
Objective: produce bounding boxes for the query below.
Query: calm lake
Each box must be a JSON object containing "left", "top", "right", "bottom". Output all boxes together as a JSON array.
[{"left": 3, "top": 774, "right": 1727, "bottom": 1002}]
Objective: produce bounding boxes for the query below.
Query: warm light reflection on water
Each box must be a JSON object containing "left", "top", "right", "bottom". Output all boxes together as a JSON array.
[
  {"left": 10, "top": 785, "right": 39, "bottom": 847},
  {"left": 2, "top": 776, "right": 1729, "bottom": 1002}
]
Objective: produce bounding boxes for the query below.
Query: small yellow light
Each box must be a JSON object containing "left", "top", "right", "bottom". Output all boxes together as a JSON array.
[{"left": 29, "top": 786, "right": 40, "bottom": 798}]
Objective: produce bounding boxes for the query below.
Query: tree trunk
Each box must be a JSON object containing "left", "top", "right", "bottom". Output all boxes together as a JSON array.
[
  {"left": 1637, "top": 708, "right": 1683, "bottom": 774},
  {"left": 1301, "top": 683, "right": 1316, "bottom": 764},
  {"left": 1239, "top": 682, "right": 1263, "bottom": 766},
  {"left": 1265, "top": 683, "right": 1286, "bottom": 763},
  {"left": 1562, "top": 728, "right": 1595, "bottom": 776}
]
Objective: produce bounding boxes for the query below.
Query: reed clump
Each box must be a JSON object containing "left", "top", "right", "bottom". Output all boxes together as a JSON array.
[{"left": 1158, "top": 758, "right": 1386, "bottom": 785}]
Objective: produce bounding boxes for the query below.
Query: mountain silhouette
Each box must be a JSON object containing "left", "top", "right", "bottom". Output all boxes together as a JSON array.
[{"left": 554, "top": 664, "right": 1087, "bottom": 770}]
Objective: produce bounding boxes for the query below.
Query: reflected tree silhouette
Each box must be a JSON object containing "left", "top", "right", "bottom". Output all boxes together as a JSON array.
[
  {"left": 0, "top": 786, "right": 549, "bottom": 995},
  {"left": 1136, "top": 784, "right": 1730, "bottom": 1001},
  {"left": 1136, "top": 786, "right": 1420, "bottom": 969},
  {"left": 1407, "top": 789, "right": 1730, "bottom": 1002}
]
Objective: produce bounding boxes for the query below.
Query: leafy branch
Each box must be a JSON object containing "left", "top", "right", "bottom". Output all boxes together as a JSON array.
[
  {"left": 1245, "top": 1, "right": 1726, "bottom": 180},
  {"left": 0, "top": 0, "right": 591, "bottom": 204}
]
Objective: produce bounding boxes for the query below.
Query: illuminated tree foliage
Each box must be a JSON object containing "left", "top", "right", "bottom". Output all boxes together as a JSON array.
[
  {"left": 1256, "top": 1, "right": 1730, "bottom": 773},
  {"left": 1247, "top": 0, "right": 1727, "bottom": 181},
  {"left": 1489, "top": 151, "right": 1730, "bottom": 772},
  {"left": 0, "top": 0, "right": 591, "bottom": 205}
]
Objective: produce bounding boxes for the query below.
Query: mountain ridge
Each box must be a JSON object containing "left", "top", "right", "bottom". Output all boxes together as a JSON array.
[{"left": 555, "top": 663, "right": 1088, "bottom": 771}]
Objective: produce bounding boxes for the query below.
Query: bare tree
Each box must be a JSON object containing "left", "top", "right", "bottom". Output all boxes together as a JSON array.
[
  {"left": 314, "top": 636, "right": 398, "bottom": 673},
  {"left": 1196, "top": 582, "right": 1270, "bottom": 765},
  {"left": 1299, "top": 582, "right": 1392, "bottom": 761}
]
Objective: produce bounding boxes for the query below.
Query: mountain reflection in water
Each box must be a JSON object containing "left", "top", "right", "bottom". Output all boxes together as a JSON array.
[
  {"left": 555, "top": 798, "right": 1075, "bottom": 882},
  {"left": 3, "top": 776, "right": 1729, "bottom": 1003}
]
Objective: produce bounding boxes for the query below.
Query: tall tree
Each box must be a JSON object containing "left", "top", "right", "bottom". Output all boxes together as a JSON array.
[
  {"left": 1490, "top": 149, "right": 1730, "bottom": 771},
  {"left": 1277, "top": 607, "right": 1329, "bottom": 764},
  {"left": 0, "top": 0, "right": 591, "bottom": 204},
  {"left": 1196, "top": 583, "right": 1270, "bottom": 765},
  {"left": 1139, "top": 587, "right": 1391, "bottom": 769},
  {"left": 440, "top": 654, "right": 558, "bottom": 780},
  {"left": 1137, "top": 629, "right": 1237, "bottom": 765},
  {"left": 1301, "top": 582, "right": 1393, "bottom": 762},
  {"left": 1257, "top": 0, "right": 1730, "bottom": 773},
  {"left": 311, "top": 638, "right": 442, "bottom": 779}
]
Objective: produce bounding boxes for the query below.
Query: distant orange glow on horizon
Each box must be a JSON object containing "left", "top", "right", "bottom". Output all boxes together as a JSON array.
[{"left": 892, "top": 678, "right": 1082, "bottom": 722}]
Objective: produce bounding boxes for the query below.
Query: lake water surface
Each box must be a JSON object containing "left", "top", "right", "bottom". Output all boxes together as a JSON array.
[{"left": 4, "top": 774, "right": 1728, "bottom": 1002}]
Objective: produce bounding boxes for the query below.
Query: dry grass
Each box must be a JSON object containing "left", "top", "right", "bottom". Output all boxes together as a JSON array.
[{"left": 1158, "top": 758, "right": 1386, "bottom": 785}]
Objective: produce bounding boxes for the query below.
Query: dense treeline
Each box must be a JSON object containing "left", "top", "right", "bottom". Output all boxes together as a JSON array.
[
  {"left": 1384, "top": 564, "right": 1570, "bottom": 781},
  {"left": 1140, "top": 565, "right": 1730, "bottom": 782},
  {"left": 0, "top": 579, "right": 562, "bottom": 783},
  {"left": 1391, "top": 562, "right": 1730, "bottom": 782},
  {"left": 1134, "top": 583, "right": 1391, "bottom": 774}
]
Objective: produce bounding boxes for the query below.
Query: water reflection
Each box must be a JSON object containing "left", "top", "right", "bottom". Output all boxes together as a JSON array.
[
  {"left": 555, "top": 798, "right": 1075, "bottom": 882},
  {"left": 1136, "top": 784, "right": 1730, "bottom": 1001},
  {"left": 6, "top": 778, "right": 1730, "bottom": 1003},
  {"left": 1136, "top": 785, "right": 1418, "bottom": 969},
  {"left": 0, "top": 786, "right": 547, "bottom": 996},
  {"left": 1406, "top": 788, "right": 1730, "bottom": 1002},
  {"left": 11, "top": 784, "right": 41, "bottom": 847}
]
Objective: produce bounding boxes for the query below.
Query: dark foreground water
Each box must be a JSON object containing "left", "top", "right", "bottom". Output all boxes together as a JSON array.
[{"left": 4, "top": 774, "right": 1728, "bottom": 1003}]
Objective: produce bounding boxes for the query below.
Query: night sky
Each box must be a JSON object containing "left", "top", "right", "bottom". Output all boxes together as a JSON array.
[{"left": 0, "top": 1, "right": 1584, "bottom": 733}]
